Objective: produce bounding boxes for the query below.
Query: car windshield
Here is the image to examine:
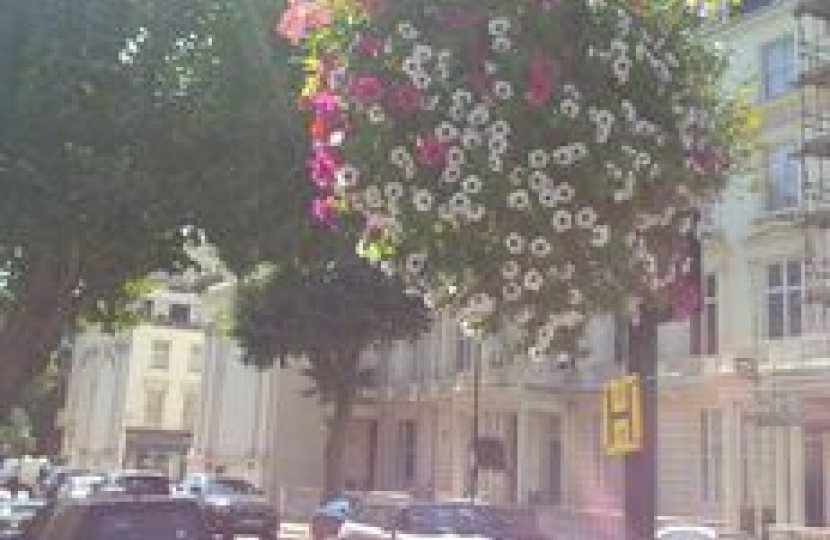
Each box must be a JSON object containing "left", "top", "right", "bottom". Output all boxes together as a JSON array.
[
  {"left": 88, "top": 506, "right": 203, "bottom": 540},
  {"left": 209, "top": 478, "right": 260, "bottom": 496}
]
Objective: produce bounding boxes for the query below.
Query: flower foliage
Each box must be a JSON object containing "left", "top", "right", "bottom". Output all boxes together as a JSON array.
[{"left": 277, "top": 0, "right": 751, "bottom": 360}]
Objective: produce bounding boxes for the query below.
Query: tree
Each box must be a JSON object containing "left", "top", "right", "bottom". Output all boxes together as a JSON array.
[
  {"left": 233, "top": 253, "right": 431, "bottom": 495},
  {"left": 0, "top": 0, "right": 308, "bottom": 416}
]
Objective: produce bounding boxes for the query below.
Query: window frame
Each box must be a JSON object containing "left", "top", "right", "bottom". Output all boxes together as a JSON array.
[
  {"left": 760, "top": 34, "right": 795, "bottom": 100},
  {"left": 150, "top": 340, "right": 171, "bottom": 370},
  {"left": 765, "top": 142, "right": 800, "bottom": 212},
  {"left": 765, "top": 260, "right": 804, "bottom": 340}
]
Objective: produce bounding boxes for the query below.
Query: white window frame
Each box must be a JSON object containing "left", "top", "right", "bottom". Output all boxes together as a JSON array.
[
  {"left": 150, "top": 340, "right": 171, "bottom": 370},
  {"left": 760, "top": 35, "right": 795, "bottom": 100},
  {"left": 765, "top": 260, "right": 804, "bottom": 339},
  {"left": 692, "top": 273, "right": 719, "bottom": 355},
  {"left": 144, "top": 385, "right": 167, "bottom": 427}
]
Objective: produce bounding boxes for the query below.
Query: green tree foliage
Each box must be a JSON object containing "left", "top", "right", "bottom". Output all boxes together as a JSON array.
[
  {"left": 0, "top": 0, "right": 308, "bottom": 416},
  {"left": 234, "top": 254, "right": 432, "bottom": 494}
]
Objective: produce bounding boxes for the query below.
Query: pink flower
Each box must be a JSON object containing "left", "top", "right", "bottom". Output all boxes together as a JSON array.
[
  {"left": 312, "top": 92, "right": 341, "bottom": 116},
  {"left": 355, "top": 35, "right": 383, "bottom": 57},
  {"left": 348, "top": 75, "right": 384, "bottom": 103},
  {"left": 390, "top": 83, "right": 422, "bottom": 114},
  {"left": 527, "top": 55, "right": 554, "bottom": 107},
  {"left": 309, "top": 145, "right": 341, "bottom": 188},
  {"left": 275, "top": 0, "right": 335, "bottom": 45},
  {"left": 311, "top": 197, "right": 336, "bottom": 223},
  {"left": 417, "top": 138, "right": 448, "bottom": 167}
]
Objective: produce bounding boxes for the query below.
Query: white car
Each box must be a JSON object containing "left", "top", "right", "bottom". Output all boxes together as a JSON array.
[{"left": 657, "top": 525, "right": 719, "bottom": 540}]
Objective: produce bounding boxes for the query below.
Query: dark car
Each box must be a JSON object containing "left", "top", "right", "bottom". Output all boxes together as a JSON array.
[
  {"left": 95, "top": 470, "right": 171, "bottom": 497},
  {"left": 4, "top": 496, "right": 208, "bottom": 540},
  {"left": 179, "top": 473, "right": 279, "bottom": 540}
]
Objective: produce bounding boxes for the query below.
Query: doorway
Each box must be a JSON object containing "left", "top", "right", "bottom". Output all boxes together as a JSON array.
[{"left": 805, "top": 431, "right": 825, "bottom": 527}]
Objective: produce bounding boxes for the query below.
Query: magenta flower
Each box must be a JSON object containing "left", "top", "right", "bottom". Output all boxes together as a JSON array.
[
  {"left": 311, "top": 197, "right": 336, "bottom": 224},
  {"left": 355, "top": 35, "right": 383, "bottom": 57},
  {"left": 418, "top": 138, "right": 448, "bottom": 167},
  {"left": 390, "top": 83, "right": 422, "bottom": 114},
  {"left": 309, "top": 145, "right": 341, "bottom": 188},
  {"left": 312, "top": 92, "right": 340, "bottom": 116},
  {"left": 348, "top": 75, "right": 384, "bottom": 103},
  {"left": 527, "top": 55, "right": 554, "bottom": 107}
]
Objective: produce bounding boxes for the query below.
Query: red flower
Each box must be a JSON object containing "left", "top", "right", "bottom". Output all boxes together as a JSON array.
[
  {"left": 527, "top": 55, "right": 554, "bottom": 107},
  {"left": 418, "top": 138, "right": 448, "bottom": 167},
  {"left": 348, "top": 75, "right": 385, "bottom": 103},
  {"left": 390, "top": 83, "right": 422, "bottom": 114}
]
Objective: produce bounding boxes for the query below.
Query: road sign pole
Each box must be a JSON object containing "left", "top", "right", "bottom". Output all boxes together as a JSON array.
[{"left": 624, "top": 313, "right": 658, "bottom": 540}]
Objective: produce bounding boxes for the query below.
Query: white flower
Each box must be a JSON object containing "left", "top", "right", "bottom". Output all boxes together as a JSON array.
[
  {"left": 493, "top": 80, "right": 513, "bottom": 100},
  {"left": 490, "top": 156, "right": 503, "bottom": 172},
  {"left": 492, "top": 36, "right": 512, "bottom": 53},
  {"left": 613, "top": 55, "right": 632, "bottom": 83},
  {"left": 554, "top": 183, "right": 575, "bottom": 202},
  {"left": 530, "top": 237, "right": 552, "bottom": 258},
  {"left": 488, "top": 136, "right": 508, "bottom": 155},
  {"left": 452, "top": 89, "right": 474, "bottom": 106},
  {"left": 524, "top": 269, "right": 544, "bottom": 291},
  {"left": 528, "top": 170, "right": 551, "bottom": 192},
  {"left": 552, "top": 146, "right": 575, "bottom": 166},
  {"left": 462, "top": 128, "right": 483, "bottom": 149},
  {"left": 435, "top": 122, "right": 459, "bottom": 142},
  {"left": 364, "top": 185, "right": 383, "bottom": 208},
  {"left": 398, "top": 22, "right": 419, "bottom": 40},
  {"left": 329, "top": 130, "right": 345, "bottom": 146},
  {"left": 561, "top": 99, "right": 580, "bottom": 118},
  {"left": 390, "top": 147, "right": 412, "bottom": 168},
  {"left": 538, "top": 190, "right": 558, "bottom": 208},
  {"left": 406, "top": 252, "right": 427, "bottom": 274},
  {"left": 462, "top": 175, "right": 482, "bottom": 194},
  {"left": 413, "top": 189, "right": 434, "bottom": 212},
  {"left": 422, "top": 95, "right": 440, "bottom": 110},
  {"left": 505, "top": 232, "right": 525, "bottom": 254},
  {"left": 488, "top": 120, "right": 511, "bottom": 139},
  {"left": 529, "top": 149, "right": 549, "bottom": 169},
  {"left": 442, "top": 166, "right": 462, "bottom": 183},
  {"left": 507, "top": 190, "right": 530, "bottom": 210},
  {"left": 449, "top": 104, "right": 466, "bottom": 122},
  {"left": 571, "top": 142, "right": 588, "bottom": 161},
  {"left": 468, "top": 104, "right": 490, "bottom": 127},
  {"left": 403, "top": 164, "right": 415, "bottom": 180},
  {"left": 552, "top": 210, "right": 573, "bottom": 232},
  {"left": 576, "top": 207, "right": 597, "bottom": 229},
  {"left": 621, "top": 100, "right": 636, "bottom": 122},
  {"left": 379, "top": 260, "right": 396, "bottom": 277},
  {"left": 402, "top": 57, "right": 421, "bottom": 76},
  {"left": 466, "top": 204, "right": 485, "bottom": 221},
  {"left": 412, "top": 43, "right": 433, "bottom": 62},
  {"left": 502, "top": 260, "right": 520, "bottom": 279},
  {"left": 591, "top": 224, "right": 610, "bottom": 247},
  {"left": 528, "top": 346, "right": 547, "bottom": 363},
  {"left": 569, "top": 288, "right": 583, "bottom": 305},
  {"left": 447, "top": 146, "right": 465, "bottom": 167},
  {"left": 509, "top": 166, "right": 525, "bottom": 185},
  {"left": 503, "top": 282, "right": 522, "bottom": 302},
  {"left": 368, "top": 104, "right": 386, "bottom": 124},
  {"left": 336, "top": 165, "right": 360, "bottom": 188},
  {"left": 488, "top": 17, "right": 510, "bottom": 36},
  {"left": 449, "top": 192, "right": 471, "bottom": 214},
  {"left": 563, "top": 84, "right": 581, "bottom": 100},
  {"left": 412, "top": 72, "right": 432, "bottom": 90}
]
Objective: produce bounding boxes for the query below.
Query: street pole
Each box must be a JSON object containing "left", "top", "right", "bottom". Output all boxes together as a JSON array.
[
  {"left": 470, "top": 347, "right": 482, "bottom": 502},
  {"left": 624, "top": 312, "right": 658, "bottom": 540}
]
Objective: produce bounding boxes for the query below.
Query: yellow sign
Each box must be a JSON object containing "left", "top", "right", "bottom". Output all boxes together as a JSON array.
[{"left": 602, "top": 374, "right": 642, "bottom": 456}]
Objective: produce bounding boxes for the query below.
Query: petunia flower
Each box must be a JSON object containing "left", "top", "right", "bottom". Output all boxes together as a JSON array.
[
  {"left": 527, "top": 54, "right": 554, "bottom": 107},
  {"left": 418, "top": 137, "right": 449, "bottom": 167},
  {"left": 348, "top": 75, "right": 385, "bottom": 103},
  {"left": 390, "top": 83, "right": 422, "bottom": 114},
  {"left": 275, "top": 0, "right": 335, "bottom": 45},
  {"left": 309, "top": 145, "right": 341, "bottom": 188},
  {"left": 311, "top": 196, "right": 336, "bottom": 223}
]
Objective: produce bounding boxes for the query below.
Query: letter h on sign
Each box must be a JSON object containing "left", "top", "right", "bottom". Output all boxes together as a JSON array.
[{"left": 602, "top": 374, "right": 643, "bottom": 456}]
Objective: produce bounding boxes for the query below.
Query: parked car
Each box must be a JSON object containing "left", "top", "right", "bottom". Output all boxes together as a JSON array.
[
  {"left": 3, "top": 495, "right": 209, "bottom": 540},
  {"left": 179, "top": 473, "right": 279, "bottom": 540},
  {"left": 0, "top": 498, "right": 47, "bottom": 535},
  {"left": 56, "top": 474, "right": 106, "bottom": 500},
  {"left": 95, "top": 470, "right": 171, "bottom": 497},
  {"left": 38, "top": 469, "right": 89, "bottom": 501}
]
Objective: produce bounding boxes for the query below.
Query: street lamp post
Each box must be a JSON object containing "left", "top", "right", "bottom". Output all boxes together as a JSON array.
[{"left": 470, "top": 346, "right": 482, "bottom": 502}]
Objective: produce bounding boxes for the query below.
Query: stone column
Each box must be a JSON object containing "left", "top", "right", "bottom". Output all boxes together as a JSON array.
[
  {"left": 774, "top": 425, "right": 790, "bottom": 523},
  {"left": 789, "top": 425, "right": 805, "bottom": 526}
]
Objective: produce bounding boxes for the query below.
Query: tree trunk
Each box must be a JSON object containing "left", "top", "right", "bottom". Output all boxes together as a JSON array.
[
  {"left": 323, "top": 386, "right": 356, "bottom": 497},
  {"left": 0, "top": 249, "right": 80, "bottom": 419}
]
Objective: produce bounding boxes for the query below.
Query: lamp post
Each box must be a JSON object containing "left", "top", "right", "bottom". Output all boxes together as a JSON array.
[{"left": 470, "top": 343, "right": 482, "bottom": 502}]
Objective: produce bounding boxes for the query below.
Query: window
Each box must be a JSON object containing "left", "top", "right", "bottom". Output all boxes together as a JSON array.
[
  {"left": 150, "top": 340, "right": 171, "bottom": 370},
  {"left": 761, "top": 35, "right": 795, "bottom": 100},
  {"left": 181, "top": 387, "right": 199, "bottom": 431},
  {"left": 188, "top": 344, "right": 202, "bottom": 373},
  {"left": 144, "top": 386, "right": 167, "bottom": 427},
  {"left": 766, "top": 142, "right": 800, "bottom": 211},
  {"left": 691, "top": 274, "right": 718, "bottom": 355},
  {"left": 766, "top": 260, "right": 804, "bottom": 339},
  {"left": 169, "top": 303, "right": 191, "bottom": 325},
  {"left": 456, "top": 335, "right": 479, "bottom": 373},
  {"left": 397, "top": 420, "right": 417, "bottom": 487},
  {"left": 701, "top": 408, "right": 723, "bottom": 503}
]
